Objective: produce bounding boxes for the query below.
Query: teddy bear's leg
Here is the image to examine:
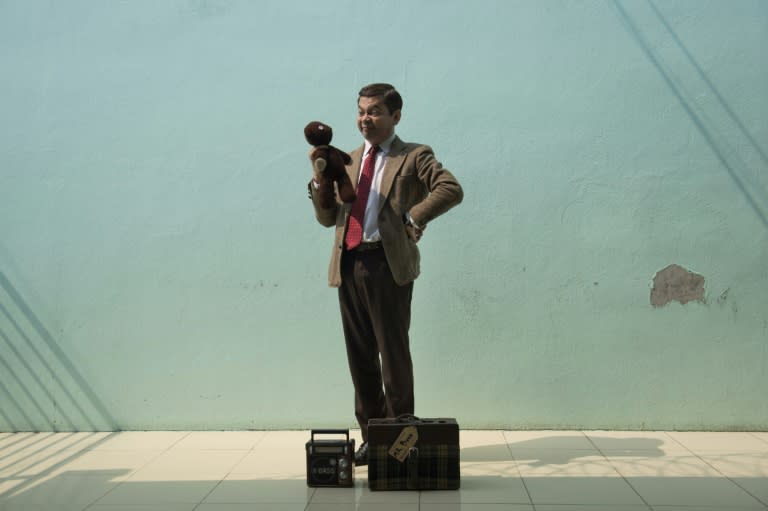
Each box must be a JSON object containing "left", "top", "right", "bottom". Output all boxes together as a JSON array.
[{"left": 313, "top": 157, "right": 327, "bottom": 174}]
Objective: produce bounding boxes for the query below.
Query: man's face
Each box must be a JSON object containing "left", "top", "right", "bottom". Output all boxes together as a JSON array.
[{"left": 357, "top": 95, "right": 401, "bottom": 145}]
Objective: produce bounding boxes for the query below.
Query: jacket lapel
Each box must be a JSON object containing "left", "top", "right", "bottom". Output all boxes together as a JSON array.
[
  {"left": 347, "top": 145, "right": 364, "bottom": 187},
  {"left": 345, "top": 136, "right": 406, "bottom": 216},
  {"left": 344, "top": 145, "right": 364, "bottom": 214},
  {"left": 378, "top": 136, "right": 406, "bottom": 213}
]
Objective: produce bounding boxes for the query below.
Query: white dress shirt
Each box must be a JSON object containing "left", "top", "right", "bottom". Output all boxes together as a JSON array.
[{"left": 359, "top": 132, "right": 396, "bottom": 242}]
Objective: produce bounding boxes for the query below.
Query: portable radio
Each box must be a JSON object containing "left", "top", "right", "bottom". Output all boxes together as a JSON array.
[{"left": 305, "top": 429, "right": 355, "bottom": 487}]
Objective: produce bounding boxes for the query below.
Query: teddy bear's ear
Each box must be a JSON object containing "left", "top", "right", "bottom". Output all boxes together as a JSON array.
[{"left": 304, "top": 121, "right": 333, "bottom": 146}]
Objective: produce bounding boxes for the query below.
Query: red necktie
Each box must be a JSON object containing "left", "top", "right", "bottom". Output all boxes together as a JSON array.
[{"left": 345, "top": 145, "right": 380, "bottom": 250}]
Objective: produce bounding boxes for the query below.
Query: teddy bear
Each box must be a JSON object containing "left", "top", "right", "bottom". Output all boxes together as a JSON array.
[{"left": 304, "top": 121, "right": 356, "bottom": 209}]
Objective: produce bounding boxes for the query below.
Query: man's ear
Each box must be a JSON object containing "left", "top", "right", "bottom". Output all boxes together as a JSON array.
[{"left": 393, "top": 109, "right": 402, "bottom": 125}]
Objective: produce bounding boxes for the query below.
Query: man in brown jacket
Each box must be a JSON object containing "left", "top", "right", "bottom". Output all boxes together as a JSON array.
[{"left": 308, "top": 83, "right": 463, "bottom": 465}]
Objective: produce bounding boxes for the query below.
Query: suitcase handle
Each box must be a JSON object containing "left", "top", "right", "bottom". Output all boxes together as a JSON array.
[
  {"left": 310, "top": 429, "right": 350, "bottom": 442},
  {"left": 395, "top": 415, "right": 453, "bottom": 424}
]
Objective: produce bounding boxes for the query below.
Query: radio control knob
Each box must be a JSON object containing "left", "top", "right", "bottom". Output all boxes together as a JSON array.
[
  {"left": 338, "top": 458, "right": 349, "bottom": 469},
  {"left": 339, "top": 470, "right": 349, "bottom": 480}
]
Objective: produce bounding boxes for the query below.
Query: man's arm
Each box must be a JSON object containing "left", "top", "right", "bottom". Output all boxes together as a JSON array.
[
  {"left": 307, "top": 147, "right": 340, "bottom": 227},
  {"left": 307, "top": 177, "right": 338, "bottom": 227},
  {"left": 408, "top": 145, "right": 463, "bottom": 227}
]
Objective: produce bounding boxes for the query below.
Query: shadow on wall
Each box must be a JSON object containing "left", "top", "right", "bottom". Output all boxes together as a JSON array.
[
  {"left": 614, "top": 0, "right": 768, "bottom": 229},
  {"left": 0, "top": 271, "right": 116, "bottom": 432}
]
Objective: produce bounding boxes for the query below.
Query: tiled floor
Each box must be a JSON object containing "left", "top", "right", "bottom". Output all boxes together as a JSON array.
[{"left": 0, "top": 430, "right": 766, "bottom": 510}]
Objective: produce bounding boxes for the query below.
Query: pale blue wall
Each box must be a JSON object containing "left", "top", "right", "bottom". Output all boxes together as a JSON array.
[{"left": 1, "top": 0, "right": 766, "bottom": 432}]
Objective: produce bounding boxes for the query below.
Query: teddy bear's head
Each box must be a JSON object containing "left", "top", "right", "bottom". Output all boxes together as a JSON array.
[
  {"left": 303, "top": 120, "right": 356, "bottom": 208},
  {"left": 304, "top": 121, "right": 333, "bottom": 146}
]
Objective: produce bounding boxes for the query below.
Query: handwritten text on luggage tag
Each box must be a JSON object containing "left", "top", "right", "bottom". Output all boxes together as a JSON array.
[{"left": 388, "top": 426, "right": 419, "bottom": 462}]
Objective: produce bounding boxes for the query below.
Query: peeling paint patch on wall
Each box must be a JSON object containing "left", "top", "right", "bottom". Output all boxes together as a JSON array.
[{"left": 651, "top": 264, "right": 706, "bottom": 307}]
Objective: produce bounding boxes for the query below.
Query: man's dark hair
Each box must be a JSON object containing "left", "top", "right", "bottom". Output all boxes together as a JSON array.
[{"left": 359, "top": 83, "right": 403, "bottom": 114}]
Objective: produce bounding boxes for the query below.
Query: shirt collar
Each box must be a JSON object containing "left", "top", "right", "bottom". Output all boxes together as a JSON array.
[{"left": 364, "top": 132, "right": 396, "bottom": 155}]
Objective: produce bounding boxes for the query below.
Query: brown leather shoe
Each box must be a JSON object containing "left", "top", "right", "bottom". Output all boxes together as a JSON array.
[{"left": 354, "top": 442, "right": 369, "bottom": 466}]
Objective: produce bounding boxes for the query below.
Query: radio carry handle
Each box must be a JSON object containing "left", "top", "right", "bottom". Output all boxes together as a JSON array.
[{"left": 310, "top": 429, "right": 351, "bottom": 444}]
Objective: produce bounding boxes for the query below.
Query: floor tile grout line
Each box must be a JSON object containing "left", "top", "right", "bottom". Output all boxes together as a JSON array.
[
  {"left": 84, "top": 431, "right": 194, "bottom": 510},
  {"left": 654, "top": 431, "right": 768, "bottom": 510},
  {"left": 583, "top": 430, "right": 655, "bottom": 511},
  {"left": 0, "top": 432, "right": 82, "bottom": 477},
  {"left": 168, "top": 431, "right": 193, "bottom": 450},
  {"left": 0, "top": 432, "right": 39, "bottom": 455},
  {"left": 0, "top": 431, "right": 121, "bottom": 503},
  {"left": 0, "top": 432, "right": 93, "bottom": 470},
  {"left": 17, "top": 433, "right": 128, "bottom": 511},
  {"left": 659, "top": 430, "right": 691, "bottom": 452},
  {"left": 686, "top": 447, "right": 768, "bottom": 508},
  {"left": 250, "top": 430, "right": 270, "bottom": 450},
  {"left": 502, "top": 430, "right": 541, "bottom": 510},
  {"left": 189, "top": 447, "right": 258, "bottom": 510},
  {"left": 0, "top": 432, "right": 56, "bottom": 463},
  {"left": 749, "top": 431, "right": 768, "bottom": 446},
  {"left": 4, "top": 431, "right": 767, "bottom": 510},
  {"left": 191, "top": 431, "right": 314, "bottom": 509}
]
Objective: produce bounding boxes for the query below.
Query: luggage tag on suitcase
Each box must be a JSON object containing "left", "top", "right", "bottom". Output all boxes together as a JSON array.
[{"left": 388, "top": 425, "right": 418, "bottom": 462}]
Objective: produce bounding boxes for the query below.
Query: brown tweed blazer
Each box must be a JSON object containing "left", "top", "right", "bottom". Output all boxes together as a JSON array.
[{"left": 310, "top": 136, "right": 463, "bottom": 287}]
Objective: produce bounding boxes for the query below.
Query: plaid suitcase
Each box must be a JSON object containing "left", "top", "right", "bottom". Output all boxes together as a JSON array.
[{"left": 367, "top": 415, "right": 460, "bottom": 490}]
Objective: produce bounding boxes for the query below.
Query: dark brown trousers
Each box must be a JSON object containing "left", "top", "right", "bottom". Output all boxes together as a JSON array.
[{"left": 338, "top": 246, "right": 414, "bottom": 442}]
